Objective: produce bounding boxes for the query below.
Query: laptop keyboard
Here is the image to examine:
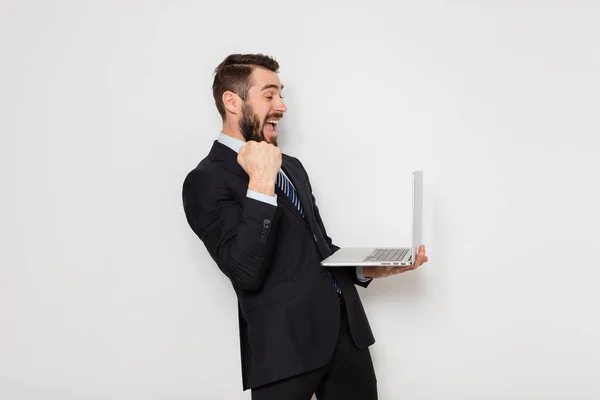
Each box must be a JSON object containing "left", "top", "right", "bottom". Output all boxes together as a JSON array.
[{"left": 363, "top": 248, "right": 410, "bottom": 262}]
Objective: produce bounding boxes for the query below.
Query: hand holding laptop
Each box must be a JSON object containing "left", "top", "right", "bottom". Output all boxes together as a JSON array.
[
  {"left": 320, "top": 171, "right": 427, "bottom": 271},
  {"left": 361, "top": 245, "right": 428, "bottom": 278}
]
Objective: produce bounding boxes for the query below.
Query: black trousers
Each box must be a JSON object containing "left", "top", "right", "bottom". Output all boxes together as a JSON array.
[{"left": 251, "top": 296, "right": 378, "bottom": 400}]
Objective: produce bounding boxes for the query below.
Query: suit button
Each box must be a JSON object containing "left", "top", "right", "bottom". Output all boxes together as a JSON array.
[
  {"left": 263, "top": 219, "right": 271, "bottom": 228},
  {"left": 323, "top": 270, "right": 331, "bottom": 277},
  {"left": 313, "top": 234, "right": 318, "bottom": 242}
]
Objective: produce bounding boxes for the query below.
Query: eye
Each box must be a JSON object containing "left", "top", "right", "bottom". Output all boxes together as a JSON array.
[{"left": 264, "top": 93, "right": 283, "bottom": 100}]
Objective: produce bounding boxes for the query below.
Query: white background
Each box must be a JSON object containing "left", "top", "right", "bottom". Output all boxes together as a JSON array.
[{"left": 1, "top": 1, "right": 599, "bottom": 399}]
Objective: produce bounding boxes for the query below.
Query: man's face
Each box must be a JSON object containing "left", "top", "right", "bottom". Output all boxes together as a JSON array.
[{"left": 238, "top": 67, "right": 287, "bottom": 146}]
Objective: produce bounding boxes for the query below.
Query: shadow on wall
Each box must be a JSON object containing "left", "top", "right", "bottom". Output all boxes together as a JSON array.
[{"left": 360, "top": 268, "right": 430, "bottom": 303}]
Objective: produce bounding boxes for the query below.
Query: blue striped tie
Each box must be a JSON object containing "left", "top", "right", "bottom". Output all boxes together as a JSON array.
[
  {"left": 276, "top": 171, "right": 304, "bottom": 216},
  {"left": 275, "top": 170, "right": 341, "bottom": 294}
]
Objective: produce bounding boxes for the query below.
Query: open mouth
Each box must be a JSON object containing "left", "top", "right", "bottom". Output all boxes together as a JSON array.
[{"left": 264, "top": 119, "right": 280, "bottom": 135}]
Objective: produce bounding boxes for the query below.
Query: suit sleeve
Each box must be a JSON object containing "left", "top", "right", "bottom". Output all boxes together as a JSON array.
[
  {"left": 182, "top": 169, "right": 280, "bottom": 292},
  {"left": 295, "top": 159, "right": 372, "bottom": 288}
]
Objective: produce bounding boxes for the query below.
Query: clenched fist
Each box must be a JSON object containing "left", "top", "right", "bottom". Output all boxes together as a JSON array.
[{"left": 237, "top": 141, "right": 282, "bottom": 196}]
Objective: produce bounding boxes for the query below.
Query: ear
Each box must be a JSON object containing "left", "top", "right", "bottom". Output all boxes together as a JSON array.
[{"left": 222, "top": 91, "right": 241, "bottom": 116}]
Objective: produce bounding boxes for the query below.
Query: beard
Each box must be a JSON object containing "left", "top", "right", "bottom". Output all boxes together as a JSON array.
[{"left": 239, "top": 102, "right": 280, "bottom": 147}]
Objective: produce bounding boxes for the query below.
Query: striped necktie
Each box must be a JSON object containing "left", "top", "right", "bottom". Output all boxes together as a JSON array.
[
  {"left": 276, "top": 171, "right": 304, "bottom": 216},
  {"left": 275, "top": 170, "right": 341, "bottom": 294}
]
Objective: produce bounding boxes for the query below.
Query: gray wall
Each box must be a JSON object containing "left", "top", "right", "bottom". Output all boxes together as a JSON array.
[{"left": 1, "top": 1, "right": 599, "bottom": 399}]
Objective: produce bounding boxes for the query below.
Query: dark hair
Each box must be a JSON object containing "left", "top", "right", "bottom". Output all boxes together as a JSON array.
[{"left": 212, "top": 54, "right": 280, "bottom": 120}]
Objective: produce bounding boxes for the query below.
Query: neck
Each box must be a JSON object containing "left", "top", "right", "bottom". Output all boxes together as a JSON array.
[{"left": 222, "top": 119, "right": 245, "bottom": 142}]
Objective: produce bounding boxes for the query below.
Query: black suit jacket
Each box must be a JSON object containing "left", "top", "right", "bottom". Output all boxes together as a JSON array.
[{"left": 182, "top": 141, "right": 375, "bottom": 390}]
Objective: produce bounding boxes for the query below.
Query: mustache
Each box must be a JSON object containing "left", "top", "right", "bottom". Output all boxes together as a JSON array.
[{"left": 265, "top": 113, "right": 284, "bottom": 122}]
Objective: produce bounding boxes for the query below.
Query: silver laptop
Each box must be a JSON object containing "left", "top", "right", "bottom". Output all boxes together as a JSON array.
[{"left": 320, "top": 170, "right": 423, "bottom": 267}]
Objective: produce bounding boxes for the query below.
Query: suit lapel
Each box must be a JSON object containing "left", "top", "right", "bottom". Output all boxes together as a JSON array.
[
  {"left": 281, "top": 157, "right": 333, "bottom": 258},
  {"left": 274, "top": 185, "right": 306, "bottom": 226},
  {"left": 281, "top": 156, "right": 316, "bottom": 228}
]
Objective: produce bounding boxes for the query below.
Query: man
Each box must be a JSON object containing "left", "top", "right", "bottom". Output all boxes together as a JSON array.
[{"left": 182, "top": 54, "right": 428, "bottom": 400}]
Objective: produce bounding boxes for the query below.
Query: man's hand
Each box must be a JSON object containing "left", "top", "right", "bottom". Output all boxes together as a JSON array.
[
  {"left": 362, "top": 245, "right": 429, "bottom": 278},
  {"left": 238, "top": 141, "right": 282, "bottom": 196}
]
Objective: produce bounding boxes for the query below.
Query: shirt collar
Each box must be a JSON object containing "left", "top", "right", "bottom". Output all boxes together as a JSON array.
[{"left": 218, "top": 132, "right": 246, "bottom": 153}]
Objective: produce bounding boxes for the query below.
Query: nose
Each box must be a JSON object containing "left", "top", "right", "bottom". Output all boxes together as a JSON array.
[{"left": 274, "top": 96, "right": 287, "bottom": 114}]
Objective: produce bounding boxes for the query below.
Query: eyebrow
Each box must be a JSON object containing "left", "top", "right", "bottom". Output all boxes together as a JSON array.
[{"left": 261, "top": 84, "right": 284, "bottom": 91}]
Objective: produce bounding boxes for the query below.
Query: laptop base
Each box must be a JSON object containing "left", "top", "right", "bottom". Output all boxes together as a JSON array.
[{"left": 321, "top": 247, "right": 413, "bottom": 267}]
